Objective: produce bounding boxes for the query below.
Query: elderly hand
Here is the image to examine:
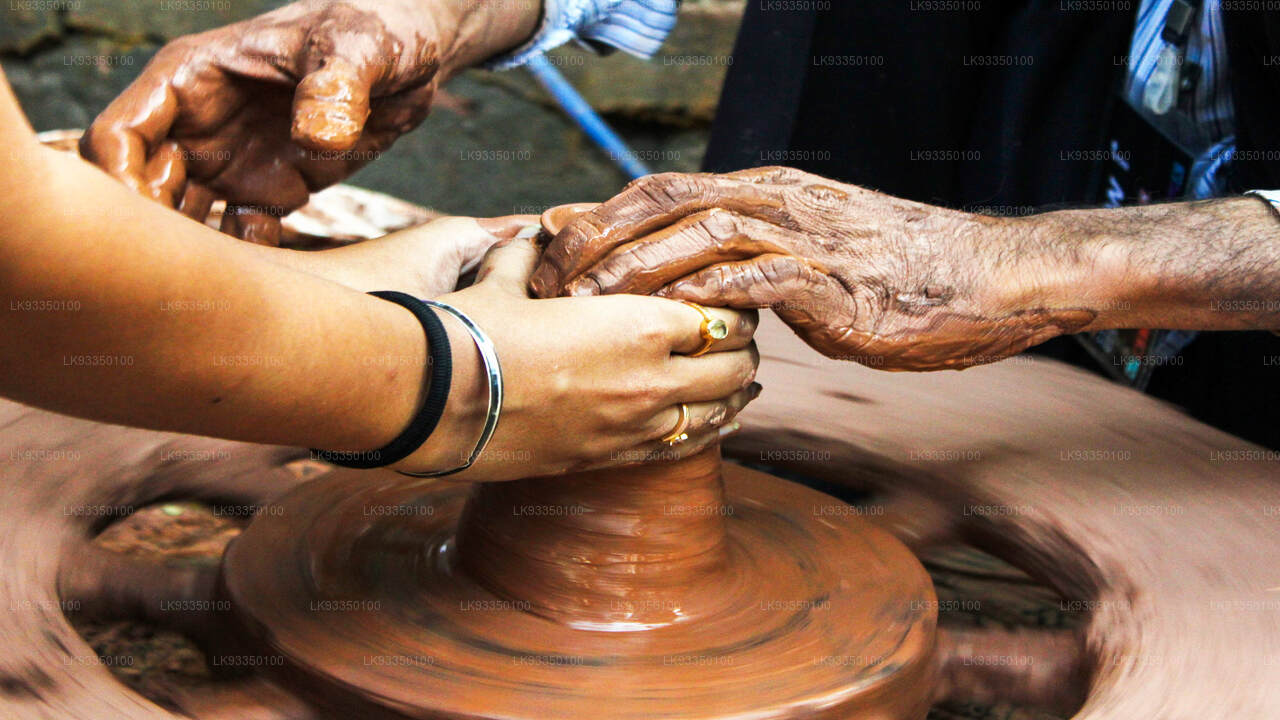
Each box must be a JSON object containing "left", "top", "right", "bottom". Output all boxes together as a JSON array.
[
  {"left": 531, "top": 167, "right": 1096, "bottom": 371},
  {"left": 80, "top": 0, "right": 537, "bottom": 245}
]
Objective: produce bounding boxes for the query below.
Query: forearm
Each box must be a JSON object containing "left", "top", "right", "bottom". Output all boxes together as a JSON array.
[
  {"left": 1013, "top": 197, "right": 1280, "bottom": 332},
  {"left": 0, "top": 144, "right": 434, "bottom": 452},
  {"left": 435, "top": 0, "right": 543, "bottom": 77}
]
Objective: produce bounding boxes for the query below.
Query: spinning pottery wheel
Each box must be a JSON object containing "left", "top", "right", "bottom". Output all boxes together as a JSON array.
[
  {"left": 2, "top": 187, "right": 1278, "bottom": 719},
  {"left": 219, "top": 203, "right": 939, "bottom": 719}
]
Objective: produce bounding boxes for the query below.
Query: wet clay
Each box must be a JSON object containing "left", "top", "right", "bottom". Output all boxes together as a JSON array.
[
  {"left": 455, "top": 447, "right": 734, "bottom": 628},
  {"left": 220, "top": 454, "right": 938, "bottom": 719}
]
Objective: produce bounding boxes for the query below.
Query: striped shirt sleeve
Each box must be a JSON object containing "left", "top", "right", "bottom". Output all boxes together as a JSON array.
[
  {"left": 486, "top": 0, "right": 680, "bottom": 70},
  {"left": 1246, "top": 189, "right": 1280, "bottom": 219}
]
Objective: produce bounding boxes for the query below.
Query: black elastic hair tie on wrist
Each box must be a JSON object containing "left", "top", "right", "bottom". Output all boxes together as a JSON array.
[{"left": 312, "top": 291, "right": 452, "bottom": 469}]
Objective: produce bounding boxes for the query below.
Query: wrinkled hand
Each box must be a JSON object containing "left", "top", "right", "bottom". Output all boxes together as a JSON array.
[
  {"left": 531, "top": 167, "right": 1095, "bottom": 371},
  {"left": 398, "top": 238, "right": 761, "bottom": 480},
  {"left": 81, "top": 0, "right": 534, "bottom": 245}
]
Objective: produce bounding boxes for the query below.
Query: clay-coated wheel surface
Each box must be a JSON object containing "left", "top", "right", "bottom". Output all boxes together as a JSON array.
[
  {"left": 0, "top": 398, "right": 317, "bottom": 719},
  {"left": 221, "top": 464, "right": 938, "bottom": 720}
]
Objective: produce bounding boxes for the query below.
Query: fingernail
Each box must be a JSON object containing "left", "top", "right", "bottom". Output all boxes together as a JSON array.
[
  {"left": 568, "top": 277, "right": 601, "bottom": 297},
  {"left": 528, "top": 276, "right": 548, "bottom": 298},
  {"left": 749, "top": 383, "right": 763, "bottom": 399},
  {"left": 718, "top": 422, "right": 742, "bottom": 438}
]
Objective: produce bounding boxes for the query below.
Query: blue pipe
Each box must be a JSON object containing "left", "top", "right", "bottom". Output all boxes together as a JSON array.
[{"left": 526, "top": 53, "right": 653, "bottom": 181}]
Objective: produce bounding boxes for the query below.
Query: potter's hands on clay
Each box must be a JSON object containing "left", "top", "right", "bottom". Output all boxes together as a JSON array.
[
  {"left": 80, "top": 0, "right": 539, "bottom": 245},
  {"left": 281, "top": 215, "right": 540, "bottom": 299},
  {"left": 531, "top": 167, "right": 1096, "bottom": 371},
  {"left": 398, "top": 237, "right": 762, "bottom": 481}
]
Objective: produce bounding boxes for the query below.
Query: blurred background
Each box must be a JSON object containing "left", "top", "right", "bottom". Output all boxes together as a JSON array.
[{"left": 0, "top": 0, "right": 743, "bottom": 217}]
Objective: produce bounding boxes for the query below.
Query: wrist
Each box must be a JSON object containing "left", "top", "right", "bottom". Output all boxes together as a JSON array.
[
  {"left": 319, "top": 292, "right": 485, "bottom": 471},
  {"left": 434, "top": 0, "right": 543, "bottom": 77},
  {"left": 985, "top": 211, "right": 1118, "bottom": 331},
  {"left": 394, "top": 300, "right": 487, "bottom": 473},
  {"left": 328, "top": 295, "right": 430, "bottom": 452}
]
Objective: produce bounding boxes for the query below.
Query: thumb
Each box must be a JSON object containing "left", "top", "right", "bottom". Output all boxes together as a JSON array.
[
  {"left": 414, "top": 216, "right": 540, "bottom": 276},
  {"left": 477, "top": 214, "right": 541, "bottom": 240},
  {"left": 473, "top": 237, "right": 541, "bottom": 297},
  {"left": 292, "top": 55, "right": 375, "bottom": 152},
  {"left": 465, "top": 215, "right": 541, "bottom": 272}
]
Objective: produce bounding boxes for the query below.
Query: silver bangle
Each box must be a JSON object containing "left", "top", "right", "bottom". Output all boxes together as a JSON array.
[{"left": 397, "top": 300, "right": 503, "bottom": 478}]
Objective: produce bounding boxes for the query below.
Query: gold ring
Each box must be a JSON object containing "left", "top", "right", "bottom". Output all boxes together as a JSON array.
[
  {"left": 679, "top": 300, "right": 729, "bottom": 357},
  {"left": 660, "top": 403, "right": 691, "bottom": 445}
]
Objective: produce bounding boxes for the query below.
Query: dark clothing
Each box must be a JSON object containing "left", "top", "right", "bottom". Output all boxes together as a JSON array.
[
  {"left": 704, "top": 1, "right": 1280, "bottom": 449},
  {"left": 1224, "top": 8, "right": 1280, "bottom": 191}
]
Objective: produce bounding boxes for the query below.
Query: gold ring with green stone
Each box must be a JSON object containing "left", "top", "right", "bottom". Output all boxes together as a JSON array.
[{"left": 679, "top": 300, "right": 729, "bottom": 357}]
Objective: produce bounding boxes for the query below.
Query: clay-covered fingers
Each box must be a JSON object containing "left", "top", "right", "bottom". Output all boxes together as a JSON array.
[
  {"left": 531, "top": 172, "right": 794, "bottom": 296},
  {"left": 290, "top": 5, "right": 384, "bottom": 152},
  {"left": 219, "top": 206, "right": 283, "bottom": 246},
  {"left": 177, "top": 182, "right": 216, "bottom": 223},
  {"left": 292, "top": 55, "right": 379, "bottom": 153},
  {"left": 80, "top": 75, "right": 181, "bottom": 201},
  {"left": 290, "top": 3, "right": 435, "bottom": 152},
  {"left": 721, "top": 166, "right": 810, "bottom": 185},
  {"left": 141, "top": 140, "right": 188, "bottom": 206},
  {"left": 563, "top": 209, "right": 819, "bottom": 297},
  {"left": 664, "top": 302, "right": 758, "bottom": 355}
]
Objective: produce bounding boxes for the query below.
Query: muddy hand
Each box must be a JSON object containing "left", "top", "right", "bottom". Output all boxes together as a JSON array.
[
  {"left": 81, "top": 0, "right": 538, "bottom": 245},
  {"left": 531, "top": 167, "right": 1095, "bottom": 371}
]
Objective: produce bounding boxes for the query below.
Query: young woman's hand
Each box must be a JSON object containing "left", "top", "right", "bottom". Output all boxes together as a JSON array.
[
  {"left": 395, "top": 237, "right": 762, "bottom": 481},
  {"left": 279, "top": 214, "right": 539, "bottom": 298}
]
